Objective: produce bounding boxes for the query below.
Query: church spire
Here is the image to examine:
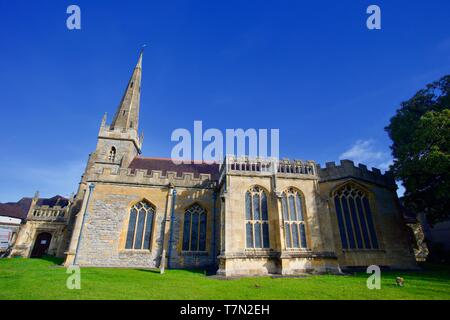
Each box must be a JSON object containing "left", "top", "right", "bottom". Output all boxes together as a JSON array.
[{"left": 110, "top": 50, "right": 143, "bottom": 131}]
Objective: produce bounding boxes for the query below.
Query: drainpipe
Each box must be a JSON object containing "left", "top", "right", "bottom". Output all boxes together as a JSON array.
[
  {"left": 167, "top": 188, "right": 177, "bottom": 269},
  {"left": 73, "top": 183, "right": 95, "bottom": 265},
  {"left": 160, "top": 184, "right": 175, "bottom": 274},
  {"left": 212, "top": 191, "right": 217, "bottom": 265}
]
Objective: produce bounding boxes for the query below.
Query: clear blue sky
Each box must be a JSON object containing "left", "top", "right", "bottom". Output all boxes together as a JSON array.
[{"left": 0, "top": 0, "right": 449, "bottom": 202}]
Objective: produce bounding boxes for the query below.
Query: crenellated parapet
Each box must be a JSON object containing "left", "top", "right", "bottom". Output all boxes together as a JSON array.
[
  {"left": 317, "top": 159, "right": 396, "bottom": 189},
  {"left": 219, "top": 155, "right": 317, "bottom": 184},
  {"left": 88, "top": 167, "right": 217, "bottom": 189}
]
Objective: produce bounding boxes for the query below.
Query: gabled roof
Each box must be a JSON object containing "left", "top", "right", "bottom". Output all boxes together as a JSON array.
[
  {"left": 128, "top": 157, "right": 220, "bottom": 180},
  {"left": 0, "top": 195, "right": 69, "bottom": 221}
]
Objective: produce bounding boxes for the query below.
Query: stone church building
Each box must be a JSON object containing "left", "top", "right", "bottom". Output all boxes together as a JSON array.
[{"left": 11, "top": 52, "right": 418, "bottom": 275}]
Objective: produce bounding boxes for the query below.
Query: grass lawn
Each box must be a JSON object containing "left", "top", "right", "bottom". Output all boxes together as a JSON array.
[{"left": 1, "top": 257, "right": 450, "bottom": 300}]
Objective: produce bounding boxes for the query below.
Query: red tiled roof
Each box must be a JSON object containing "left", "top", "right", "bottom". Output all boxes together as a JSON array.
[{"left": 128, "top": 157, "right": 220, "bottom": 180}]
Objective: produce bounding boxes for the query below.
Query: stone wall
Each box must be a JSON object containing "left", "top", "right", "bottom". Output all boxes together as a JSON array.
[
  {"left": 318, "top": 176, "right": 417, "bottom": 270},
  {"left": 74, "top": 181, "right": 217, "bottom": 269},
  {"left": 217, "top": 171, "right": 341, "bottom": 276},
  {"left": 69, "top": 157, "right": 417, "bottom": 274}
]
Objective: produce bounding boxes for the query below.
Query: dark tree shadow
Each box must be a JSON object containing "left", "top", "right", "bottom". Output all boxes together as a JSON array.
[
  {"left": 34, "top": 255, "right": 65, "bottom": 266},
  {"left": 136, "top": 267, "right": 217, "bottom": 276}
]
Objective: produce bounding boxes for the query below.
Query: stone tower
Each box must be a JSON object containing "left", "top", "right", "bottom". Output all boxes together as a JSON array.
[
  {"left": 84, "top": 51, "right": 144, "bottom": 181},
  {"left": 64, "top": 51, "right": 145, "bottom": 266}
]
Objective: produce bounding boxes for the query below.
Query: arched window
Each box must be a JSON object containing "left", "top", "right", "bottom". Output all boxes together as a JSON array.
[
  {"left": 333, "top": 183, "right": 379, "bottom": 250},
  {"left": 245, "top": 186, "right": 270, "bottom": 248},
  {"left": 125, "top": 200, "right": 155, "bottom": 250},
  {"left": 182, "top": 204, "right": 207, "bottom": 251},
  {"left": 108, "top": 147, "right": 116, "bottom": 162},
  {"left": 281, "top": 188, "right": 307, "bottom": 248}
]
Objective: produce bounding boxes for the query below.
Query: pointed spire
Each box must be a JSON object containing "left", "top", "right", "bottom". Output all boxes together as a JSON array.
[
  {"left": 100, "top": 112, "right": 107, "bottom": 127},
  {"left": 110, "top": 50, "right": 144, "bottom": 131}
]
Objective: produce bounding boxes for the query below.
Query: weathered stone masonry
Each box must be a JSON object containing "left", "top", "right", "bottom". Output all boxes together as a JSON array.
[{"left": 12, "top": 51, "right": 417, "bottom": 276}]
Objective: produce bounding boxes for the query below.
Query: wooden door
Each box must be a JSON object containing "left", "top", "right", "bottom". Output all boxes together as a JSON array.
[{"left": 30, "top": 232, "right": 52, "bottom": 258}]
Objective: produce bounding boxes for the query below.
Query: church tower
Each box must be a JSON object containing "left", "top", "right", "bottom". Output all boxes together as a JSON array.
[
  {"left": 85, "top": 51, "right": 144, "bottom": 179},
  {"left": 64, "top": 51, "right": 145, "bottom": 266}
]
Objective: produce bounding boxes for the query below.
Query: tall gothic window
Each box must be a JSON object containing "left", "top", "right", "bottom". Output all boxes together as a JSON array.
[
  {"left": 281, "top": 188, "right": 307, "bottom": 249},
  {"left": 182, "top": 204, "right": 207, "bottom": 251},
  {"left": 333, "top": 183, "right": 379, "bottom": 250},
  {"left": 108, "top": 147, "right": 116, "bottom": 162},
  {"left": 245, "top": 186, "right": 270, "bottom": 248},
  {"left": 125, "top": 200, "right": 155, "bottom": 250}
]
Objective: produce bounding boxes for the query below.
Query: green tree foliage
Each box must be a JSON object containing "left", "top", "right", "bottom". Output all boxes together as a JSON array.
[{"left": 386, "top": 75, "right": 450, "bottom": 225}]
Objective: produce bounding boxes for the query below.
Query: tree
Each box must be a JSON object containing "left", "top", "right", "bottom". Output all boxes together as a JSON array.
[{"left": 385, "top": 75, "right": 450, "bottom": 225}]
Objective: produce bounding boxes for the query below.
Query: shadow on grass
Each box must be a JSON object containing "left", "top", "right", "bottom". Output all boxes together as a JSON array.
[
  {"left": 136, "top": 267, "right": 217, "bottom": 276},
  {"left": 32, "top": 255, "right": 65, "bottom": 266},
  {"left": 135, "top": 269, "right": 162, "bottom": 274},
  {"left": 350, "top": 263, "right": 450, "bottom": 283}
]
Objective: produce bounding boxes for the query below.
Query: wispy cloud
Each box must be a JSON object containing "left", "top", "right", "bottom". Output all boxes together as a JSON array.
[
  {"left": 339, "top": 139, "right": 393, "bottom": 171},
  {"left": 339, "top": 139, "right": 406, "bottom": 197}
]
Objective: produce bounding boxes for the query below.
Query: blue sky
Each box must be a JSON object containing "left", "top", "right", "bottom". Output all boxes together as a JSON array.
[{"left": 0, "top": 0, "right": 449, "bottom": 202}]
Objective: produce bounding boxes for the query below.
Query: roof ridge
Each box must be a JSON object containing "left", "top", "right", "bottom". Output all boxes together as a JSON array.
[{"left": 133, "top": 156, "right": 219, "bottom": 165}]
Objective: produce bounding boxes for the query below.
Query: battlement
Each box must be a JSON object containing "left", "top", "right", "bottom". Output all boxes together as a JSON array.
[
  {"left": 219, "top": 155, "right": 317, "bottom": 183},
  {"left": 317, "top": 159, "right": 396, "bottom": 188},
  {"left": 89, "top": 167, "right": 217, "bottom": 189}
]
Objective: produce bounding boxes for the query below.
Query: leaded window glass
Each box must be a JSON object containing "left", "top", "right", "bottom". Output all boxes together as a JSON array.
[
  {"left": 245, "top": 186, "right": 270, "bottom": 248},
  {"left": 281, "top": 188, "right": 308, "bottom": 248},
  {"left": 333, "top": 183, "right": 379, "bottom": 250},
  {"left": 125, "top": 200, "right": 155, "bottom": 250},
  {"left": 182, "top": 204, "right": 207, "bottom": 251}
]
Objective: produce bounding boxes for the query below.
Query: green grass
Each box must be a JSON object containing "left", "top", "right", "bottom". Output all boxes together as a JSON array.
[{"left": 1, "top": 257, "right": 449, "bottom": 300}]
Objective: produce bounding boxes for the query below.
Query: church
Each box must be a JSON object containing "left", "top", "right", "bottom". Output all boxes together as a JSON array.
[{"left": 10, "top": 52, "right": 418, "bottom": 276}]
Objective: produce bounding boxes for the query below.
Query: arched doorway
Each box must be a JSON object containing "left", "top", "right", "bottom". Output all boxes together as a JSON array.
[{"left": 30, "top": 232, "right": 52, "bottom": 258}]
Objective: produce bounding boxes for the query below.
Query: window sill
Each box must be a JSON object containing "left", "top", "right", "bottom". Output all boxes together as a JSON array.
[
  {"left": 244, "top": 248, "right": 274, "bottom": 256},
  {"left": 119, "top": 249, "right": 152, "bottom": 254},
  {"left": 284, "top": 248, "right": 310, "bottom": 252}
]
